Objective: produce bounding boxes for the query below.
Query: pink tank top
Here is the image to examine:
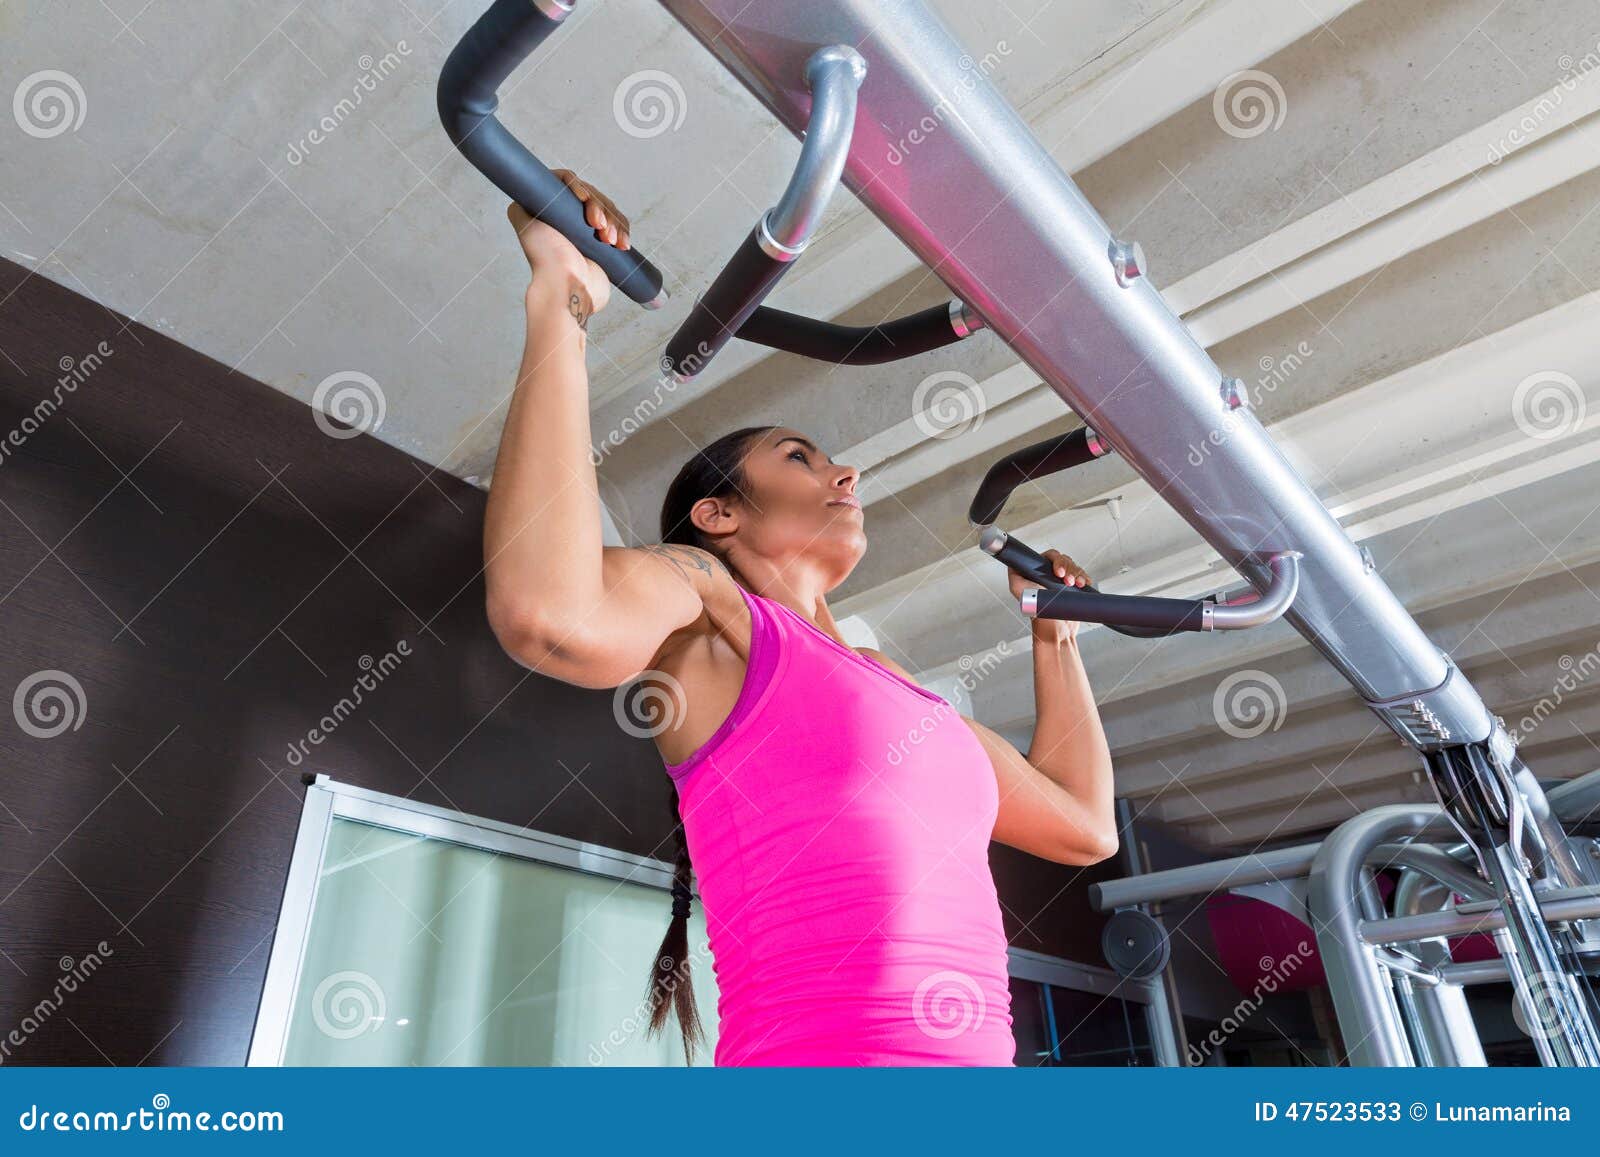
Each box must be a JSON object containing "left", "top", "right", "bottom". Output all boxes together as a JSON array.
[{"left": 663, "top": 584, "right": 1015, "bottom": 1066}]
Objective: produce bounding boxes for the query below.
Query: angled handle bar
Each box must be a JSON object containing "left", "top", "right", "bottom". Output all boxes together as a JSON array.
[
  {"left": 981, "top": 526, "right": 1302, "bottom": 637},
  {"left": 438, "top": 0, "right": 667, "bottom": 308}
]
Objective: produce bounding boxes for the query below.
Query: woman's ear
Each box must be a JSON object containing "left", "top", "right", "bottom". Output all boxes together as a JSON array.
[{"left": 689, "top": 495, "right": 735, "bottom": 539}]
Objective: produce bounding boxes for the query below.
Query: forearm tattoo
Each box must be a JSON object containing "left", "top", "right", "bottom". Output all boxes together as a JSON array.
[{"left": 569, "top": 292, "right": 590, "bottom": 332}]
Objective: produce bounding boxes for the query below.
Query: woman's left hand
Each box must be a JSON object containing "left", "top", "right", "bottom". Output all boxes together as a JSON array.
[{"left": 1008, "top": 548, "right": 1091, "bottom": 643}]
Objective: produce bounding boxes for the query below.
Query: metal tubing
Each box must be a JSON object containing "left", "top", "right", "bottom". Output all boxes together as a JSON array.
[
  {"left": 1306, "top": 806, "right": 1461, "bottom": 1066},
  {"left": 1453, "top": 746, "right": 1600, "bottom": 1066},
  {"left": 1393, "top": 868, "right": 1488, "bottom": 1066},
  {"left": 764, "top": 46, "right": 866, "bottom": 253},
  {"left": 1090, "top": 836, "right": 1490, "bottom": 912},
  {"left": 1361, "top": 884, "right": 1600, "bottom": 946},
  {"left": 1114, "top": 799, "right": 1185, "bottom": 1067},
  {"left": 1206, "top": 552, "right": 1302, "bottom": 629},
  {"left": 1550, "top": 767, "right": 1600, "bottom": 831},
  {"left": 656, "top": 0, "right": 1496, "bottom": 749}
]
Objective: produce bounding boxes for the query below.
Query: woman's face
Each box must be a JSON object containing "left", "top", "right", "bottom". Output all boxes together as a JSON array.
[{"left": 723, "top": 427, "right": 865, "bottom": 580}]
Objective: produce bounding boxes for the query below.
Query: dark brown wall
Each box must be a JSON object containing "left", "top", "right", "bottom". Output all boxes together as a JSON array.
[
  {"left": 0, "top": 260, "right": 1109, "bottom": 1065},
  {"left": 0, "top": 260, "right": 675, "bottom": 1065}
]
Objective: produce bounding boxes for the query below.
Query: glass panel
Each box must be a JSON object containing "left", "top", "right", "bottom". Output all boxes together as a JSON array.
[
  {"left": 1008, "top": 977, "right": 1153, "bottom": 1066},
  {"left": 280, "top": 817, "right": 719, "bottom": 1066}
]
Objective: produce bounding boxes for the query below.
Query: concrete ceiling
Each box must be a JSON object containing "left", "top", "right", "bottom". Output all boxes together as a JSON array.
[{"left": 7, "top": 0, "right": 1600, "bottom": 852}]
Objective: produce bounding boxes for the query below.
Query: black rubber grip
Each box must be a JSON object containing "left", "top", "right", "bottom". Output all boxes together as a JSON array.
[
  {"left": 439, "top": 0, "right": 665, "bottom": 306},
  {"left": 992, "top": 531, "right": 1196, "bottom": 639},
  {"left": 1032, "top": 586, "right": 1207, "bottom": 634},
  {"left": 665, "top": 226, "right": 789, "bottom": 378},
  {"left": 735, "top": 303, "right": 968, "bottom": 365},
  {"left": 969, "top": 429, "right": 1104, "bottom": 526}
]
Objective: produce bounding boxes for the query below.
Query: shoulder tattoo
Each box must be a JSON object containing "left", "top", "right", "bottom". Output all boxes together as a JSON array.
[{"left": 640, "top": 544, "right": 733, "bottom": 586}]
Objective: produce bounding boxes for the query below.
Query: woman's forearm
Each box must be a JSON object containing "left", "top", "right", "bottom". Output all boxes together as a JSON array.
[
  {"left": 1025, "top": 626, "right": 1116, "bottom": 829},
  {"left": 482, "top": 275, "right": 604, "bottom": 644}
]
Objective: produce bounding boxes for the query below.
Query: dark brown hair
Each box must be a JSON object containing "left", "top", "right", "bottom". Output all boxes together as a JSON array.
[{"left": 643, "top": 425, "right": 775, "bottom": 1064}]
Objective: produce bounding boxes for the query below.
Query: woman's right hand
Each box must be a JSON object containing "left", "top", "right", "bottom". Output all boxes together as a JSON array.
[{"left": 508, "top": 169, "right": 633, "bottom": 322}]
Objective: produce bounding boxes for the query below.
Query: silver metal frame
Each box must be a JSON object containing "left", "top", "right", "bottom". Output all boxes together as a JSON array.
[{"left": 1086, "top": 782, "right": 1600, "bottom": 1066}]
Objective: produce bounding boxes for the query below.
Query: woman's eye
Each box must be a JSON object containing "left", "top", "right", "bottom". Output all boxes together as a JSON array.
[{"left": 788, "top": 449, "right": 808, "bottom": 462}]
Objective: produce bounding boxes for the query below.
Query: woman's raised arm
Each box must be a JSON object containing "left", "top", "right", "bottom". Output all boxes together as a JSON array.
[{"left": 482, "top": 175, "right": 710, "bottom": 689}]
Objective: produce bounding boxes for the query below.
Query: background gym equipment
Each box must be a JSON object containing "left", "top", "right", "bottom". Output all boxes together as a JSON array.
[
  {"left": 440, "top": 0, "right": 1600, "bottom": 1065},
  {"left": 1093, "top": 770, "right": 1600, "bottom": 1066}
]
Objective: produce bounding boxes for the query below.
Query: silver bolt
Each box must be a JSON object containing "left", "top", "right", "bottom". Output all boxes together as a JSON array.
[
  {"left": 1360, "top": 545, "right": 1376, "bottom": 573},
  {"left": 1109, "top": 239, "right": 1145, "bottom": 287},
  {"left": 1220, "top": 377, "right": 1249, "bottom": 409}
]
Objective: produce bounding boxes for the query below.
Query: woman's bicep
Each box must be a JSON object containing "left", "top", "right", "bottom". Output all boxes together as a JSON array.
[{"left": 495, "top": 544, "right": 714, "bottom": 688}]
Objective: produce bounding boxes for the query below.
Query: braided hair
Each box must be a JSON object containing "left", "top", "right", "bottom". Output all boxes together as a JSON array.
[{"left": 642, "top": 425, "right": 775, "bottom": 1064}]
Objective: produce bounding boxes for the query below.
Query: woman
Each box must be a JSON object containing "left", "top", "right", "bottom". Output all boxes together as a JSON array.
[{"left": 484, "top": 171, "right": 1118, "bottom": 1067}]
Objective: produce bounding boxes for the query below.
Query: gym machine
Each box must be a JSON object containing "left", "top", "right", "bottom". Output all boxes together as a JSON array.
[
  {"left": 439, "top": 0, "right": 1600, "bottom": 1064},
  {"left": 1093, "top": 772, "right": 1600, "bottom": 1065}
]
